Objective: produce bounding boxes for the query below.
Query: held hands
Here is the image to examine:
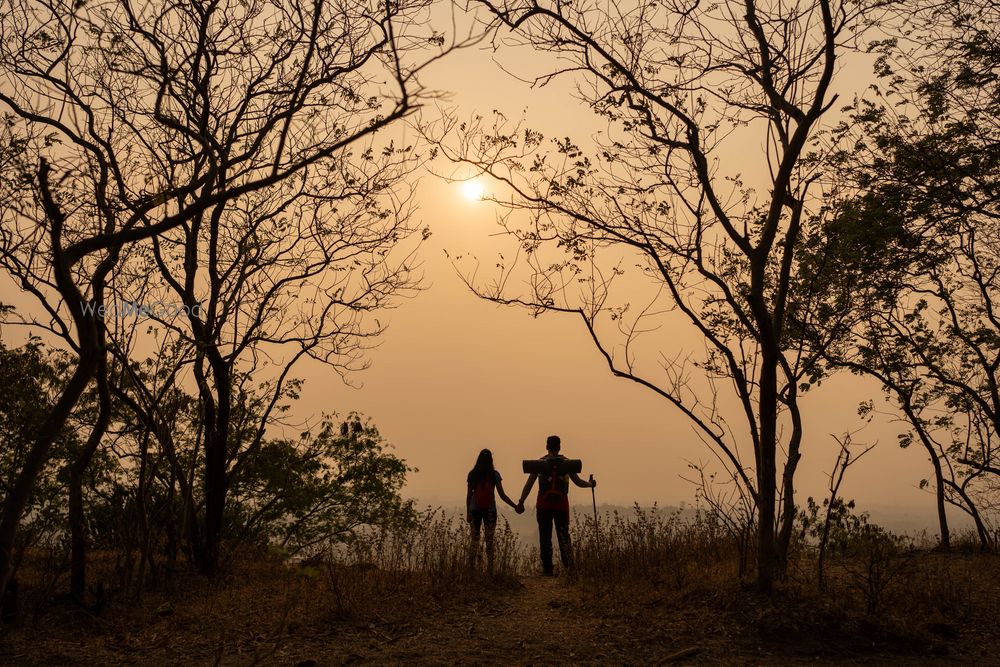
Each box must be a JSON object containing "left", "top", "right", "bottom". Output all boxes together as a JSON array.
[{"left": 515, "top": 500, "right": 525, "bottom": 514}]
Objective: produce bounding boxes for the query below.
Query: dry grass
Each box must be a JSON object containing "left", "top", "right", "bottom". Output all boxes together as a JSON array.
[
  {"left": 3, "top": 507, "right": 1000, "bottom": 664},
  {"left": 320, "top": 509, "right": 525, "bottom": 618},
  {"left": 569, "top": 505, "right": 738, "bottom": 590}
]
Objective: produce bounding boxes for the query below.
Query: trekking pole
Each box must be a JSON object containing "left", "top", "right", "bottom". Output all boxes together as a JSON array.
[{"left": 589, "top": 474, "right": 599, "bottom": 538}]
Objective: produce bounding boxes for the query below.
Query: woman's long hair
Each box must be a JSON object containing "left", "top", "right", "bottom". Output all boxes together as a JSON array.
[{"left": 470, "top": 448, "right": 495, "bottom": 484}]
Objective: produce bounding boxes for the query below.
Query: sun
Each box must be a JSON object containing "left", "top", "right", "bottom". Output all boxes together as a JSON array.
[{"left": 460, "top": 178, "right": 486, "bottom": 202}]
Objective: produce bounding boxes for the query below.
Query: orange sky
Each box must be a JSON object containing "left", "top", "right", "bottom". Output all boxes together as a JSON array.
[
  {"left": 0, "top": 7, "right": 958, "bottom": 533},
  {"left": 286, "top": 37, "right": 957, "bottom": 531}
]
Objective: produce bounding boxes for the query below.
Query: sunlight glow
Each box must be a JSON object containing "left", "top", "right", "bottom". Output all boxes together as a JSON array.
[{"left": 460, "top": 179, "right": 486, "bottom": 201}]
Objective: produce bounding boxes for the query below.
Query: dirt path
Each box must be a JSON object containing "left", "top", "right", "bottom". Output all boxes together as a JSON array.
[
  {"left": 263, "top": 573, "right": 967, "bottom": 667},
  {"left": 5, "top": 571, "right": 974, "bottom": 665},
  {"left": 4, "top": 572, "right": 703, "bottom": 666},
  {"left": 271, "top": 574, "right": 705, "bottom": 666}
]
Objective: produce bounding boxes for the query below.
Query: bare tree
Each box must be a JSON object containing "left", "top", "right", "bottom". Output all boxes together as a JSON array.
[
  {"left": 0, "top": 0, "right": 443, "bottom": 599},
  {"left": 816, "top": 431, "right": 875, "bottom": 589},
  {"left": 428, "top": 0, "right": 887, "bottom": 590},
  {"left": 120, "top": 111, "right": 426, "bottom": 573}
]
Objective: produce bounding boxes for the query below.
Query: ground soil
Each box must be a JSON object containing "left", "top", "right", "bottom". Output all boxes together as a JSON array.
[{"left": 1, "top": 565, "right": 993, "bottom": 666}]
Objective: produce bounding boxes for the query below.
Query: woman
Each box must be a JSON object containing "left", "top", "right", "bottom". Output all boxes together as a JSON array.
[{"left": 466, "top": 449, "right": 518, "bottom": 573}]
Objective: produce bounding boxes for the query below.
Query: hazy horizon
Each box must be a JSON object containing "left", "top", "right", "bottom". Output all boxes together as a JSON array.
[{"left": 283, "top": 35, "right": 955, "bottom": 527}]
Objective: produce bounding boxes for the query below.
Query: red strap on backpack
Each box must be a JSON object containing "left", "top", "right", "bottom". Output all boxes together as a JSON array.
[{"left": 537, "top": 459, "right": 569, "bottom": 511}]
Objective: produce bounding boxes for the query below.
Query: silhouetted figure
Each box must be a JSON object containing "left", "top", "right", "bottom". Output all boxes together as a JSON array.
[
  {"left": 466, "top": 449, "right": 518, "bottom": 573},
  {"left": 517, "top": 435, "right": 596, "bottom": 575}
]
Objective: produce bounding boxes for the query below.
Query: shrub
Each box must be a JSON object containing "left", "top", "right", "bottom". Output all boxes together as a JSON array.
[{"left": 570, "top": 504, "right": 737, "bottom": 590}]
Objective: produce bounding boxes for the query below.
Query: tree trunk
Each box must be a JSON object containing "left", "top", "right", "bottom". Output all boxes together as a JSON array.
[
  {"left": 69, "top": 367, "right": 111, "bottom": 602},
  {"left": 756, "top": 451, "right": 777, "bottom": 591},
  {"left": 904, "top": 402, "right": 952, "bottom": 551},
  {"left": 0, "top": 351, "right": 98, "bottom": 603},
  {"left": 201, "top": 366, "right": 231, "bottom": 575},
  {"left": 817, "top": 501, "right": 834, "bottom": 591},
  {"left": 756, "top": 357, "right": 779, "bottom": 593},
  {"left": 929, "top": 451, "right": 950, "bottom": 551},
  {"left": 750, "top": 249, "right": 782, "bottom": 593},
  {"left": 133, "top": 428, "right": 153, "bottom": 599},
  {"left": 947, "top": 480, "right": 990, "bottom": 551},
  {"left": 181, "top": 434, "right": 203, "bottom": 566},
  {"left": 776, "top": 422, "right": 803, "bottom": 572},
  {"left": 165, "top": 465, "right": 181, "bottom": 578},
  {"left": 202, "top": 430, "right": 227, "bottom": 575},
  {"left": 1, "top": 160, "right": 111, "bottom": 605}
]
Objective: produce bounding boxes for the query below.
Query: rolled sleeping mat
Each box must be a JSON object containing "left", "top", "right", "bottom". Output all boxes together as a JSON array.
[{"left": 522, "top": 458, "right": 583, "bottom": 475}]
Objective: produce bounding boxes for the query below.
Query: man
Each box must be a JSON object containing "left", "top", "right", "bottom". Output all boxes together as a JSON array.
[{"left": 516, "top": 435, "right": 596, "bottom": 575}]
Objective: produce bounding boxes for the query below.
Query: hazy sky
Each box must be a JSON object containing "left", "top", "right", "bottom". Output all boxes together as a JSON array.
[
  {"left": 288, "top": 33, "right": 953, "bottom": 530},
  {"left": 0, "top": 5, "right": 955, "bottom": 533}
]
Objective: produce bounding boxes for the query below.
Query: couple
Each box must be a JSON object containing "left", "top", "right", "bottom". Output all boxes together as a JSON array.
[{"left": 466, "top": 435, "right": 597, "bottom": 575}]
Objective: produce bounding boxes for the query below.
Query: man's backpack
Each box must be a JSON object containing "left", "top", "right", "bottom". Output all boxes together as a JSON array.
[
  {"left": 473, "top": 474, "right": 495, "bottom": 510},
  {"left": 537, "top": 457, "right": 569, "bottom": 511}
]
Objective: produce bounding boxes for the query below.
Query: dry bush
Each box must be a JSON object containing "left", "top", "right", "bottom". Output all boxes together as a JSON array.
[
  {"left": 570, "top": 505, "right": 739, "bottom": 591},
  {"left": 793, "top": 500, "right": 924, "bottom": 616},
  {"left": 566, "top": 503, "right": 998, "bottom": 628},
  {"left": 319, "top": 509, "right": 526, "bottom": 618},
  {"left": 7, "top": 502, "right": 1000, "bottom": 665}
]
